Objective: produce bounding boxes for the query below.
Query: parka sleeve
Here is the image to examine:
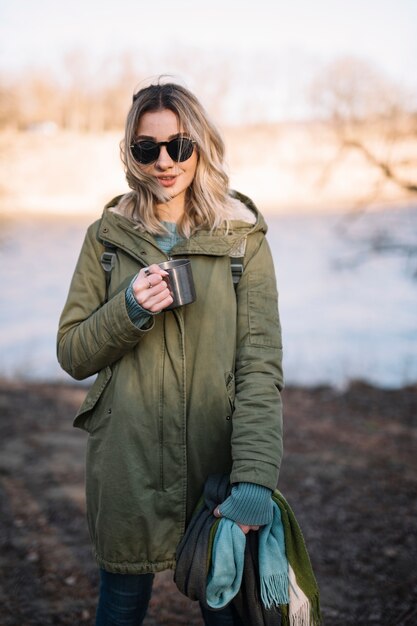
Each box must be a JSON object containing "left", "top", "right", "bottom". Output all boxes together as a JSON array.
[
  {"left": 57, "top": 223, "right": 154, "bottom": 380},
  {"left": 230, "top": 232, "right": 284, "bottom": 490}
]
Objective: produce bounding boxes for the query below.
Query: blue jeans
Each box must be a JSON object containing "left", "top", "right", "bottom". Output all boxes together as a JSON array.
[{"left": 95, "top": 569, "right": 244, "bottom": 626}]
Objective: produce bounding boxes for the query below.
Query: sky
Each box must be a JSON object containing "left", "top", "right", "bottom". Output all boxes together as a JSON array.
[{"left": 1, "top": 0, "right": 416, "bottom": 122}]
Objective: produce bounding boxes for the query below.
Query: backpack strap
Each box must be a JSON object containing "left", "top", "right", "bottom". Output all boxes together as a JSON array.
[
  {"left": 229, "top": 237, "right": 246, "bottom": 291},
  {"left": 100, "top": 242, "right": 117, "bottom": 303},
  {"left": 230, "top": 258, "right": 244, "bottom": 288}
]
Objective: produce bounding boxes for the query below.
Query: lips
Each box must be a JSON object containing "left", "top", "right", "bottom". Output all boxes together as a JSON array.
[{"left": 157, "top": 175, "right": 177, "bottom": 188}]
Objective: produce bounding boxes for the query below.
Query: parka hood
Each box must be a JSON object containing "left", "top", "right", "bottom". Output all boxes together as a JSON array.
[{"left": 99, "top": 190, "right": 268, "bottom": 259}]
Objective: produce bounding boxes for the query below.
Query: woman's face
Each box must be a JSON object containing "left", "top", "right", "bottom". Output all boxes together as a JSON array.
[{"left": 134, "top": 108, "right": 198, "bottom": 212}]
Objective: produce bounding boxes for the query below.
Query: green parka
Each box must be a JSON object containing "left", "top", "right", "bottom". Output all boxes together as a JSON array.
[{"left": 57, "top": 192, "right": 284, "bottom": 574}]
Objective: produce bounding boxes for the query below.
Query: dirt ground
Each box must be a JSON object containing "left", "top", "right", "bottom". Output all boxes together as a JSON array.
[{"left": 0, "top": 379, "right": 416, "bottom": 626}]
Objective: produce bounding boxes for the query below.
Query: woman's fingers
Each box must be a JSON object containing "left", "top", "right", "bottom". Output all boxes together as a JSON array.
[
  {"left": 132, "top": 266, "right": 173, "bottom": 312},
  {"left": 142, "top": 264, "right": 168, "bottom": 278},
  {"left": 147, "top": 291, "right": 174, "bottom": 313},
  {"left": 237, "top": 524, "right": 260, "bottom": 534},
  {"left": 213, "top": 507, "right": 261, "bottom": 534},
  {"left": 140, "top": 281, "right": 173, "bottom": 312}
]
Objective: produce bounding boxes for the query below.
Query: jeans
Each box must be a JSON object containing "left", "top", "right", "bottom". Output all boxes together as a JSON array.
[{"left": 95, "top": 569, "right": 245, "bottom": 626}]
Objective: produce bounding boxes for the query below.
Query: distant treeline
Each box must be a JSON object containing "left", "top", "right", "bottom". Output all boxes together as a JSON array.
[
  {"left": 1, "top": 52, "right": 416, "bottom": 133},
  {"left": 0, "top": 49, "right": 254, "bottom": 132},
  {"left": 0, "top": 70, "right": 135, "bottom": 132}
]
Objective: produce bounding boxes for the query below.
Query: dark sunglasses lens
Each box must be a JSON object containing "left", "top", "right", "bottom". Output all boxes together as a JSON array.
[
  {"left": 131, "top": 137, "right": 194, "bottom": 164},
  {"left": 131, "top": 141, "right": 159, "bottom": 164},
  {"left": 167, "top": 138, "right": 194, "bottom": 162}
]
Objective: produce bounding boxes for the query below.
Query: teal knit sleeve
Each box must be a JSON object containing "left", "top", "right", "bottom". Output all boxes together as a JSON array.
[
  {"left": 218, "top": 482, "right": 273, "bottom": 526},
  {"left": 125, "top": 278, "right": 155, "bottom": 329}
]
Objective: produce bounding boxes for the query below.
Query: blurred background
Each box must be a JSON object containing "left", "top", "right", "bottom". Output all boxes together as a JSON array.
[
  {"left": 0, "top": 0, "right": 416, "bottom": 387},
  {"left": 1, "top": 3, "right": 417, "bottom": 626}
]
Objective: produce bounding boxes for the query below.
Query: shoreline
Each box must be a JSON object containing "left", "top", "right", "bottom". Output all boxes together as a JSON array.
[
  {"left": 1, "top": 196, "right": 415, "bottom": 221},
  {"left": 1, "top": 126, "right": 416, "bottom": 218},
  {"left": 1, "top": 375, "right": 416, "bottom": 394},
  {"left": 3, "top": 361, "right": 415, "bottom": 395}
]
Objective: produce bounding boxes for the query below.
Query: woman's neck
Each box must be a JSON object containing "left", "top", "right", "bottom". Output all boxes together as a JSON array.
[{"left": 156, "top": 194, "right": 186, "bottom": 224}]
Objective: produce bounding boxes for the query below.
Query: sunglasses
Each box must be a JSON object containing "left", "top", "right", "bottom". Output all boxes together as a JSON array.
[{"left": 130, "top": 135, "right": 196, "bottom": 165}]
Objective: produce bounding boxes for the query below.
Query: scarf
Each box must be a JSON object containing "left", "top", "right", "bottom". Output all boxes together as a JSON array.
[
  {"left": 272, "top": 491, "right": 321, "bottom": 626},
  {"left": 206, "top": 518, "right": 246, "bottom": 608},
  {"left": 174, "top": 475, "right": 321, "bottom": 626}
]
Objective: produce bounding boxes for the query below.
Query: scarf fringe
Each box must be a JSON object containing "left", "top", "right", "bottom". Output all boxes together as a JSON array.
[
  {"left": 260, "top": 572, "right": 289, "bottom": 608},
  {"left": 280, "top": 593, "right": 321, "bottom": 626},
  {"left": 289, "top": 599, "right": 310, "bottom": 626}
]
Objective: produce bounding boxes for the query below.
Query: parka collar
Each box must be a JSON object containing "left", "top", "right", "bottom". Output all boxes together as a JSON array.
[{"left": 98, "top": 191, "right": 268, "bottom": 260}]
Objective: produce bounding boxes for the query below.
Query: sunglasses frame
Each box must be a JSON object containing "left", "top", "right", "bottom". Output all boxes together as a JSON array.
[{"left": 130, "top": 135, "right": 196, "bottom": 165}]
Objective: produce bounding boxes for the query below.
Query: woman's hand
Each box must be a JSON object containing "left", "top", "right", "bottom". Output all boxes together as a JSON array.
[
  {"left": 213, "top": 506, "right": 260, "bottom": 535},
  {"left": 132, "top": 265, "right": 173, "bottom": 313},
  {"left": 237, "top": 524, "right": 261, "bottom": 534}
]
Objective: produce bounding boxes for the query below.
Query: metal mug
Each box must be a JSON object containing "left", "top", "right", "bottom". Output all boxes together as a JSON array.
[{"left": 158, "top": 259, "right": 196, "bottom": 310}]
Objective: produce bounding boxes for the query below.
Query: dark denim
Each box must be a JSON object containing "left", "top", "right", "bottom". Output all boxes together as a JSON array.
[
  {"left": 95, "top": 570, "right": 154, "bottom": 626},
  {"left": 95, "top": 569, "right": 244, "bottom": 626}
]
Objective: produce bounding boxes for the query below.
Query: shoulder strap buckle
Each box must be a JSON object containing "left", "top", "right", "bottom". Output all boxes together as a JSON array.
[
  {"left": 230, "top": 259, "right": 244, "bottom": 286},
  {"left": 101, "top": 250, "right": 117, "bottom": 273},
  {"left": 100, "top": 242, "right": 117, "bottom": 303}
]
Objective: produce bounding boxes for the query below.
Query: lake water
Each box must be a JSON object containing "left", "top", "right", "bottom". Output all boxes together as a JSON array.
[{"left": 1, "top": 206, "right": 416, "bottom": 388}]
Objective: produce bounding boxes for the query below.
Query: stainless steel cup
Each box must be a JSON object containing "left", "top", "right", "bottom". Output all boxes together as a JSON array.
[{"left": 158, "top": 259, "right": 196, "bottom": 310}]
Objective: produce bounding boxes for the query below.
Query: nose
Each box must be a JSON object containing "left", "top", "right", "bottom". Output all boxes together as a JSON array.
[{"left": 155, "top": 145, "right": 174, "bottom": 170}]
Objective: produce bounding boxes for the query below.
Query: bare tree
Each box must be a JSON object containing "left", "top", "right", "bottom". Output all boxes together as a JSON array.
[
  {"left": 0, "top": 70, "right": 61, "bottom": 130},
  {"left": 309, "top": 57, "right": 417, "bottom": 279},
  {"left": 0, "top": 76, "right": 21, "bottom": 129},
  {"left": 310, "top": 56, "right": 417, "bottom": 203}
]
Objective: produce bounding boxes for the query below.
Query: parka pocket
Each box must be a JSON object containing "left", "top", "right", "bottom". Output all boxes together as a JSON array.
[
  {"left": 73, "top": 366, "right": 112, "bottom": 432},
  {"left": 248, "top": 273, "right": 282, "bottom": 348},
  {"left": 225, "top": 371, "right": 236, "bottom": 418}
]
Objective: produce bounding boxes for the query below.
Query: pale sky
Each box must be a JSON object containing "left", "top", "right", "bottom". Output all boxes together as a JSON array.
[{"left": 1, "top": 0, "right": 416, "bottom": 122}]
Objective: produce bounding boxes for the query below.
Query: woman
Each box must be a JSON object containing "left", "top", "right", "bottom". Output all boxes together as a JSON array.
[{"left": 57, "top": 81, "right": 284, "bottom": 626}]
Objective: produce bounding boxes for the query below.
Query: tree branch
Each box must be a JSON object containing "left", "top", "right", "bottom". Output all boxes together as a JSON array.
[{"left": 344, "top": 139, "right": 417, "bottom": 193}]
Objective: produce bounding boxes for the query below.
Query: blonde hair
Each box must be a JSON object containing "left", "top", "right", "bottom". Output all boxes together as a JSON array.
[{"left": 117, "top": 81, "right": 233, "bottom": 237}]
